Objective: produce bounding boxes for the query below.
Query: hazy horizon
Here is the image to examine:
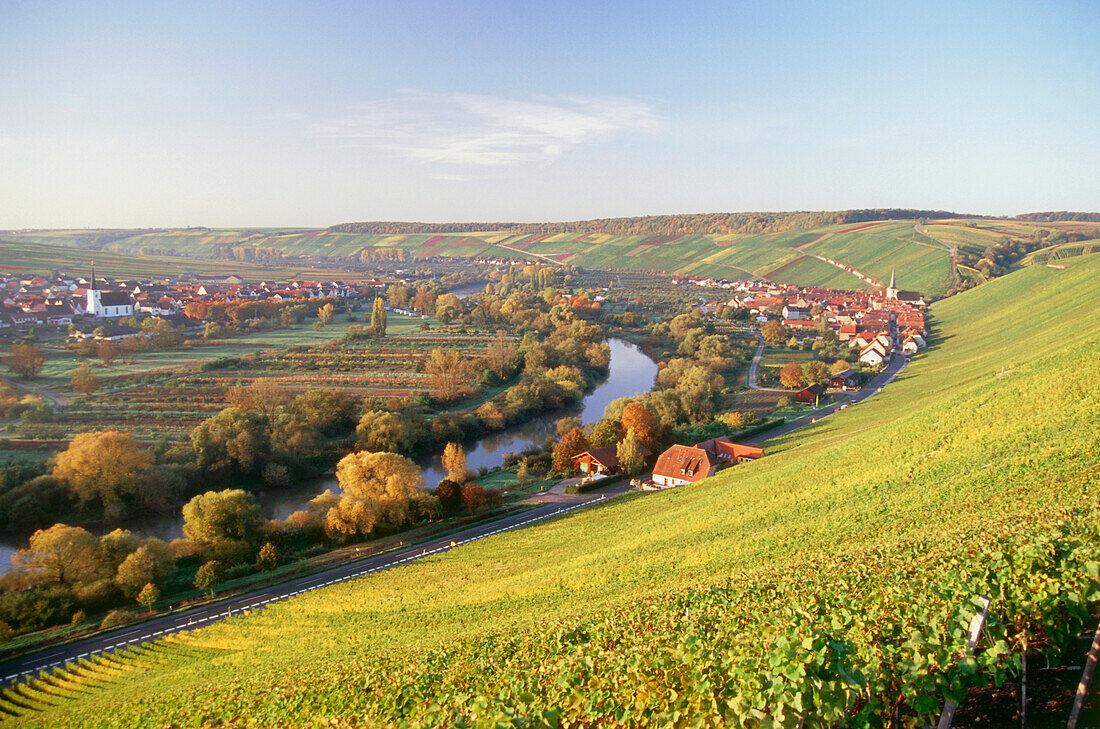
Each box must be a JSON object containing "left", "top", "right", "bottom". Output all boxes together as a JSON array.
[{"left": 3, "top": 1, "right": 1098, "bottom": 228}]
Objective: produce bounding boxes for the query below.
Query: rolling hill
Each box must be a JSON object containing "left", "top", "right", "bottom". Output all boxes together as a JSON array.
[
  {"left": 6, "top": 215, "right": 1098, "bottom": 300},
  {"left": 6, "top": 246, "right": 1100, "bottom": 725}
]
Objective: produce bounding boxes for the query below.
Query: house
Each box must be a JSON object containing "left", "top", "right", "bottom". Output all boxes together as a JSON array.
[
  {"left": 782, "top": 304, "right": 811, "bottom": 320},
  {"left": 902, "top": 335, "right": 925, "bottom": 355},
  {"left": 828, "top": 368, "right": 860, "bottom": 391},
  {"left": 795, "top": 382, "right": 826, "bottom": 404},
  {"left": 571, "top": 444, "right": 651, "bottom": 476},
  {"left": 694, "top": 437, "right": 764, "bottom": 464},
  {"left": 652, "top": 445, "right": 717, "bottom": 488},
  {"left": 859, "top": 345, "right": 888, "bottom": 367}
]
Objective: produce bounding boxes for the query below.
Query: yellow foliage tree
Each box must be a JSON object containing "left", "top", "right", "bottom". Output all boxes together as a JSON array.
[
  {"left": 325, "top": 451, "right": 422, "bottom": 538},
  {"left": 441, "top": 442, "right": 467, "bottom": 483},
  {"left": 53, "top": 431, "right": 154, "bottom": 509},
  {"left": 70, "top": 361, "right": 99, "bottom": 395}
]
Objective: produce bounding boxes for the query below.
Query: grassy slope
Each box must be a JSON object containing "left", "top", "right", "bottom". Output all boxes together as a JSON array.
[
  {"left": 9, "top": 219, "right": 1094, "bottom": 302},
  {"left": 12, "top": 253, "right": 1100, "bottom": 726},
  {"left": 0, "top": 240, "right": 378, "bottom": 282}
]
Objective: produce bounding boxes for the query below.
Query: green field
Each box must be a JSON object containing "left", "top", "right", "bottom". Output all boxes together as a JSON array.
[
  {"left": 9, "top": 218, "right": 1096, "bottom": 304},
  {"left": 0, "top": 241, "right": 380, "bottom": 282},
  {"left": 7, "top": 246, "right": 1100, "bottom": 725}
]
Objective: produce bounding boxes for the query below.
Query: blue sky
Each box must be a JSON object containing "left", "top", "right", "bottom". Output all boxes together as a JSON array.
[{"left": 2, "top": 0, "right": 1097, "bottom": 227}]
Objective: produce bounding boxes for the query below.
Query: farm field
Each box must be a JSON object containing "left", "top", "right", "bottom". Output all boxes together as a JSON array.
[
  {"left": 0, "top": 312, "right": 459, "bottom": 449},
  {"left": 0, "top": 241, "right": 381, "bottom": 282},
  {"left": 13, "top": 216, "right": 1096, "bottom": 300},
  {"left": 10, "top": 246, "right": 1100, "bottom": 725}
]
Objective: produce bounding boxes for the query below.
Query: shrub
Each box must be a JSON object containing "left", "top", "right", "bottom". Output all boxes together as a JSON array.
[{"left": 100, "top": 609, "right": 131, "bottom": 629}]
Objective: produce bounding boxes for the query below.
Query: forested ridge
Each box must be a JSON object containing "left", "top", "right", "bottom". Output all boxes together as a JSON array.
[
  {"left": 1014, "top": 211, "right": 1100, "bottom": 222},
  {"left": 328, "top": 209, "right": 974, "bottom": 236}
]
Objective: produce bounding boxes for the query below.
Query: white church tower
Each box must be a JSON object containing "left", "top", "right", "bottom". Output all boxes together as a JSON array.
[
  {"left": 86, "top": 263, "right": 102, "bottom": 315},
  {"left": 85, "top": 263, "right": 133, "bottom": 318},
  {"left": 885, "top": 269, "right": 899, "bottom": 300}
]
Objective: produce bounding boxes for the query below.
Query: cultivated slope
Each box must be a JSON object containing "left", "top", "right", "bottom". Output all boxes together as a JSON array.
[
  {"left": 9, "top": 255, "right": 1100, "bottom": 726},
  {"left": 9, "top": 218, "right": 1097, "bottom": 299}
]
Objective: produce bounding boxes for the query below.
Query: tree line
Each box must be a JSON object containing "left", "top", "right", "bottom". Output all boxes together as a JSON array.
[{"left": 328, "top": 210, "right": 973, "bottom": 237}]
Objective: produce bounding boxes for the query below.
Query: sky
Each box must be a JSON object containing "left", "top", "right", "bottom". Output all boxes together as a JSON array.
[{"left": 2, "top": 0, "right": 1098, "bottom": 228}]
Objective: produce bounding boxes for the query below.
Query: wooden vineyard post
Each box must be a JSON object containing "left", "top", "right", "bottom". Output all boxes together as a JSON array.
[
  {"left": 937, "top": 595, "right": 991, "bottom": 729},
  {"left": 1066, "top": 623, "right": 1100, "bottom": 729}
]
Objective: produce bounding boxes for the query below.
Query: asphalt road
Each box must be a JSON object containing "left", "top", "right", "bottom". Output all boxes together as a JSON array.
[
  {"left": 0, "top": 484, "right": 633, "bottom": 685},
  {"left": 0, "top": 356, "right": 908, "bottom": 687},
  {"left": 745, "top": 355, "right": 907, "bottom": 445}
]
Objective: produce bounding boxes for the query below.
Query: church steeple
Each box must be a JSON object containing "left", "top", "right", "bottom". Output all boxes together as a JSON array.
[
  {"left": 886, "top": 269, "right": 899, "bottom": 300},
  {"left": 90, "top": 262, "right": 97, "bottom": 291}
]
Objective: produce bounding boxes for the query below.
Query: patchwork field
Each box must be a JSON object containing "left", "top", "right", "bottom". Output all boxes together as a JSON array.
[
  {"left": 21, "top": 216, "right": 1093, "bottom": 300},
  {"left": 7, "top": 245, "right": 1099, "bottom": 726},
  {"left": 0, "top": 312, "right": 459, "bottom": 449},
  {"left": 0, "top": 241, "right": 381, "bottom": 282}
]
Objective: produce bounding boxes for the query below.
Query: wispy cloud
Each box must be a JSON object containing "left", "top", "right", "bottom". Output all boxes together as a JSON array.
[{"left": 312, "top": 91, "right": 661, "bottom": 166}]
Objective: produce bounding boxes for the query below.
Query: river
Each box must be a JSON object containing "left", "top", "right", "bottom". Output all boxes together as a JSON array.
[{"left": 0, "top": 338, "right": 656, "bottom": 571}]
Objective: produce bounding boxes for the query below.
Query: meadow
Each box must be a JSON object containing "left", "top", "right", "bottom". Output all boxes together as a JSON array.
[{"left": 5, "top": 249, "right": 1099, "bottom": 724}]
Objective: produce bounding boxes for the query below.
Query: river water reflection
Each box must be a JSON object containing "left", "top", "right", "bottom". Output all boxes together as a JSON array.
[{"left": 0, "top": 338, "right": 656, "bottom": 570}]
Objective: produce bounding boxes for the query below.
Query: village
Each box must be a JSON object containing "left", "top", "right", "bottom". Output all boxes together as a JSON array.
[
  {"left": 0, "top": 268, "right": 376, "bottom": 337},
  {"left": 2, "top": 262, "right": 929, "bottom": 498},
  {"left": 566, "top": 270, "right": 929, "bottom": 492}
]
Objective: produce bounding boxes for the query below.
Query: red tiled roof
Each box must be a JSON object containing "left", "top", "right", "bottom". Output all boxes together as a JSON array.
[{"left": 653, "top": 445, "right": 715, "bottom": 483}]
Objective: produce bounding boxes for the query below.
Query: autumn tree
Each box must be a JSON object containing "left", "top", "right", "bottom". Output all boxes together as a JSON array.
[
  {"left": 387, "top": 284, "right": 410, "bottom": 309},
  {"left": 779, "top": 362, "right": 804, "bottom": 389},
  {"left": 182, "top": 489, "right": 262, "bottom": 562},
  {"left": 114, "top": 540, "right": 175, "bottom": 597},
  {"left": 412, "top": 288, "right": 436, "bottom": 315},
  {"left": 190, "top": 408, "right": 271, "bottom": 477},
  {"left": 485, "top": 329, "right": 518, "bottom": 380},
  {"left": 762, "top": 320, "right": 789, "bottom": 346},
  {"left": 461, "top": 481, "right": 487, "bottom": 512},
  {"left": 226, "top": 379, "right": 287, "bottom": 420},
  {"left": 425, "top": 348, "right": 463, "bottom": 402},
  {"left": 5, "top": 342, "right": 47, "bottom": 379},
  {"left": 616, "top": 429, "right": 646, "bottom": 475},
  {"left": 434, "top": 293, "right": 462, "bottom": 323},
  {"left": 291, "top": 388, "right": 358, "bottom": 435},
  {"left": 96, "top": 340, "right": 116, "bottom": 366},
  {"left": 552, "top": 426, "right": 590, "bottom": 473},
  {"left": 255, "top": 542, "right": 279, "bottom": 571},
  {"left": 434, "top": 479, "right": 462, "bottom": 511},
  {"left": 12, "top": 524, "right": 101, "bottom": 587},
  {"left": 53, "top": 430, "right": 154, "bottom": 511},
  {"left": 136, "top": 582, "right": 160, "bottom": 612},
  {"left": 322, "top": 451, "right": 422, "bottom": 538},
  {"left": 803, "top": 360, "right": 830, "bottom": 386},
  {"left": 70, "top": 361, "right": 99, "bottom": 396},
  {"left": 831, "top": 359, "right": 851, "bottom": 374},
  {"left": 317, "top": 302, "right": 335, "bottom": 326},
  {"left": 193, "top": 560, "right": 223, "bottom": 596},
  {"left": 370, "top": 297, "right": 387, "bottom": 337},
  {"left": 619, "top": 402, "right": 660, "bottom": 451},
  {"left": 441, "top": 442, "right": 467, "bottom": 483},
  {"left": 356, "top": 410, "right": 420, "bottom": 453}
]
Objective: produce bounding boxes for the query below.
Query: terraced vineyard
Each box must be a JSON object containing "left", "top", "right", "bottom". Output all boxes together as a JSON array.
[{"left": 5, "top": 253, "right": 1099, "bottom": 724}]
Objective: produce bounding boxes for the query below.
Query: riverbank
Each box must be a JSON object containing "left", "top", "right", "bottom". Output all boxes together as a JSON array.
[{"left": 0, "top": 338, "right": 658, "bottom": 570}]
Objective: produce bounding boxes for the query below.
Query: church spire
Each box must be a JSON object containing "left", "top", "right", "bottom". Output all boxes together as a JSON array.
[
  {"left": 90, "top": 261, "right": 97, "bottom": 291},
  {"left": 888, "top": 269, "right": 895, "bottom": 290}
]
